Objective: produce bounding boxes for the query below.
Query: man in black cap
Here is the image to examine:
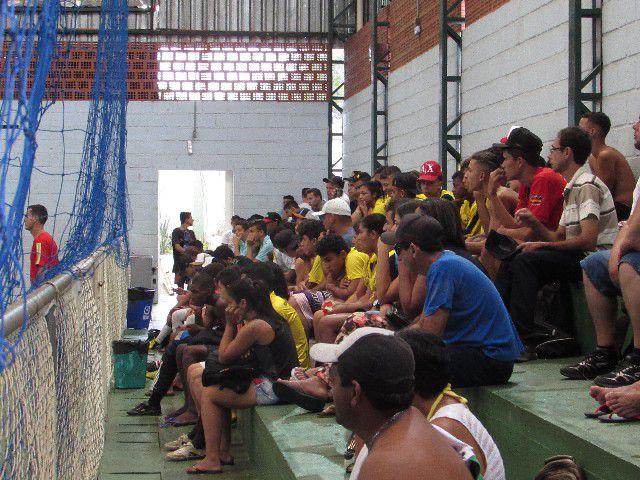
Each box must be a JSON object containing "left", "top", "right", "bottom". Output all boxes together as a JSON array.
[
  {"left": 345, "top": 171, "right": 372, "bottom": 211},
  {"left": 311, "top": 327, "right": 473, "bottom": 480},
  {"left": 487, "top": 127, "right": 566, "bottom": 242},
  {"left": 323, "top": 175, "right": 350, "bottom": 203},
  {"left": 389, "top": 172, "right": 419, "bottom": 201},
  {"left": 381, "top": 214, "right": 523, "bottom": 386}
]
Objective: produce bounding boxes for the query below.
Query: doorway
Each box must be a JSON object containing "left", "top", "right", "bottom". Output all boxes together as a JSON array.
[{"left": 156, "top": 170, "right": 232, "bottom": 317}]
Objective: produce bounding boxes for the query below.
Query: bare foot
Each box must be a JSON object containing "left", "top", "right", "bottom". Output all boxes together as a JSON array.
[
  {"left": 186, "top": 459, "right": 222, "bottom": 474},
  {"left": 277, "top": 376, "right": 330, "bottom": 399},
  {"left": 172, "top": 411, "right": 199, "bottom": 425},
  {"left": 590, "top": 381, "right": 640, "bottom": 405},
  {"left": 606, "top": 389, "right": 640, "bottom": 418},
  {"left": 290, "top": 366, "right": 323, "bottom": 381}
]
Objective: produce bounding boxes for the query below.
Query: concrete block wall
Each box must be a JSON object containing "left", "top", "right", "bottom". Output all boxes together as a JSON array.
[
  {"left": 19, "top": 101, "right": 327, "bottom": 265},
  {"left": 343, "top": 0, "right": 640, "bottom": 178}
]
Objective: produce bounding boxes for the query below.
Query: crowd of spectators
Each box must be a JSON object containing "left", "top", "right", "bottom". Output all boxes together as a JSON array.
[{"left": 124, "top": 111, "right": 640, "bottom": 477}]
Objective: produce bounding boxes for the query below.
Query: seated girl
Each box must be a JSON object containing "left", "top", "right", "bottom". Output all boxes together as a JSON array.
[{"left": 177, "top": 278, "right": 298, "bottom": 474}]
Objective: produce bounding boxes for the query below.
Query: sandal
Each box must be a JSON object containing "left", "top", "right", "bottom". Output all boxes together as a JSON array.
[
  {"left": 584, "top": 404, "right": 611, "bottom": 418},
  {"left": 186, "top": 466, "right": 223, "bottom": 475},
  {"left": 598, "top": 412, "right": 640, "bottom": 423},
  {"left": 273, "top": 382, "right": 326, "bottom": 413}
]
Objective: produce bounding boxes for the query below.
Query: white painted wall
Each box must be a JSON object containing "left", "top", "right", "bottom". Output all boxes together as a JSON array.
[
  {"left": 16, "top": 101, "right": 327, "bottom": 266},
  {"left": 343, "top": 0, "right": 640, "bottom": 178}
]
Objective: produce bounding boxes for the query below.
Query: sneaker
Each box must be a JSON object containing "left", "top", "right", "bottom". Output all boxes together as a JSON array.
[
  {"left": 593, "top": 356, "right": 640, "bottom": 387},
  {"left": 166, "top": 442, "right": 205, "bottom": 461},
  {"left": 127, "top": 402, "right": 161, "bottom": 416},
  {"left": 560, "top": 349, "right": 618, "bottom": 380},
  {"left": 164, "top": 433, "right": 190, "bottom": 451}
]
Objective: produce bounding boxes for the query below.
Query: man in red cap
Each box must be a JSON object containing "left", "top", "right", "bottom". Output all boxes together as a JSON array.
[{"left": 417, "top": 160, "right": 455, "bottom": 201}]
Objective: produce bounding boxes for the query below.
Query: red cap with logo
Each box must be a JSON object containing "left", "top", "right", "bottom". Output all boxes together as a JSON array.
[{"left": 418, "top": 160, "right": 442, "bottom": 182}]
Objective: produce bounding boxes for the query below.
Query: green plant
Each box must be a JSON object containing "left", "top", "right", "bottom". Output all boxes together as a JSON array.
[{"left": 159, "top": 217, "right": 172, "bottom": 254}]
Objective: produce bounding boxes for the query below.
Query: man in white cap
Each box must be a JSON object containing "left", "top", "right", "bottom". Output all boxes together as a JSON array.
[{"left": 322, "top": 198, "right": 355, "bottom": 247}]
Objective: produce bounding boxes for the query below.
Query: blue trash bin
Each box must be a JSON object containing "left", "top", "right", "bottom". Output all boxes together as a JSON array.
[{"left": 126, "top": 287, "right": 155, "bottom": 329}]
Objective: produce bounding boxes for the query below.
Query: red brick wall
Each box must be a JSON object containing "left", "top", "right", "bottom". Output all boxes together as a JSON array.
[
  {"left": 344, "top": 0, "right": 511, "bottom": 98},
  {"left": 344, "top": 7, "right": 389, "bottom": 99},
  {"left": 466, "top": 0, "right": 511, "bottom": 25}
]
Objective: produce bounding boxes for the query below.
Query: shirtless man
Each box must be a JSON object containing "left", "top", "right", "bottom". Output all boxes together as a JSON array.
[
  {"left": 312, "top": 328, "right": 473, "bottom": 480},
  {"left": 580, "top": 112, "right": 635, "bottom": 220}
]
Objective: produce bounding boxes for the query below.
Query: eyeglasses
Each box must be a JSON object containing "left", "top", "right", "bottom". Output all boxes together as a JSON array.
[
  {"left": 394, "top": 241, "right": 410, "bottom": 252},
  {"left": 549, "top": 146, "right": 563, "bottom": 153}
]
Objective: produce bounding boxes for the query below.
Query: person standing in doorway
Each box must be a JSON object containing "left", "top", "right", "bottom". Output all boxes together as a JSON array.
[
  {"left": 24, "top": 204, "right": 59, "bottom": 285},
  {"left": 172, "top": 211, "right": 197, "bottom": 288}
]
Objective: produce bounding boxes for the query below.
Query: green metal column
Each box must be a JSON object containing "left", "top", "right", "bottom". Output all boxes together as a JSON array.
[
  {"left": 370, "top": 0, "right": 389, "bottom": 173},
  {"left": 438, "top": 0, "right": 464, "bottom": 183},
  {"left": 327, "top": 0, "right": 357, "bottom": 176},
  {"left": 568, "top": 0, "right": 602, "bottom": 126}
]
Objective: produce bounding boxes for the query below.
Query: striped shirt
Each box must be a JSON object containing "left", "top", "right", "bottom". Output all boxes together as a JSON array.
[{"left": 559, "top": 164, "right": 617, "bottom": 250}]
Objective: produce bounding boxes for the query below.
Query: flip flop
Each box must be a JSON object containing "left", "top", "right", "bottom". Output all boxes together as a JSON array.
[
  {"left": 273, "top": 382, "right": 326, "bottom": 413},
  {"left": 172, "top": 418, "right": 198, "bottom": 427},
  {"left": 584, "top": 404, "right": 611, "bottom": 418},
  {"left": 598, "top": 413, "right": 640, "bottom": 423},
  {"left": 186, "top": 466, "right": 223, "bottom": 475}
]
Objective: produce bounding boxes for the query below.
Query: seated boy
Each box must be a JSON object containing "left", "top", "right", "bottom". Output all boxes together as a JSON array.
[
  {"left": 313, "top": 213, "right": 386, "bottom": 343},
  {"left": 288, "top": 233, "right": 368, "bottom": 334}
]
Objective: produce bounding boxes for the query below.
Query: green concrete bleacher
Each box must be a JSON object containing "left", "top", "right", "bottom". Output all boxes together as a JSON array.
[
  {"left": 240, "top": 405, "right": 348, "bottom": 480},
  {"left": 460, "top": 359, "right": 640, "bottom": 480},
  {"left": 239, "top": 362, "right": 640, "bottom": 480},
  {"left": 99, "top": 359, "right": 640, "bottom": 480}
]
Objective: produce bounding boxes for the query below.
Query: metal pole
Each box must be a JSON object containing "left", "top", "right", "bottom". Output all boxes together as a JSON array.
[
  {"left": 328, "top": 0, "right": 335, "bottom": 176},
  {"left": 370, "top": 0, "right": 378, "bottom": 174},
  {"left": 568, "top": 0, "right": 581, "bottom": 126},
  {"left": 3, "top": 250, "right": 107, "bottom": 337},
  {"left": 439, "top": 0, "right": 448, "bottom": 179}
]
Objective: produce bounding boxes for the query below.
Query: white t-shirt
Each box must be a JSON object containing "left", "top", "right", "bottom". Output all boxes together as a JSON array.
[
  {"left": 351, "top": 424, "right": 479, "bottom": 480},
  {"left": 631, "top": 177, "right": 640, "bottom": 215},
  {"left": 273, "top": 248, "right": 295, "bottom": 271},
  {"left": 220, "top": 229, "right": 234, "bottom": 246},
  {"left": 431, "top": 403, "right": 505, "bottom": 480}
]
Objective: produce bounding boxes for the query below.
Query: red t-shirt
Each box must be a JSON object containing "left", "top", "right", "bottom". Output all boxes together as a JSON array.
[
  {"left": 516, "top": 167, "right": 566, "bottom": 230},
  {"left": 30, "top": 231, "right": 59, "bottom": 282}
]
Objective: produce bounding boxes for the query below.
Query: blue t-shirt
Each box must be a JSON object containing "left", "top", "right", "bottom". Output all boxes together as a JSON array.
[
  {"left": 255, "top": 235, "right": 274, "bottom": 262},
  {"left": 423, "top": 251, "right": 523, "bottom": 362}
]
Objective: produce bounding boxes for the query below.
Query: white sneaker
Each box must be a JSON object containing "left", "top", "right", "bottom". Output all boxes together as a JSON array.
[
  {"left": 164, "top": 433, "right": 190, "bottom": 451},
  {"left": 166, "top": 442, "right": 205, "bottom": 461}
]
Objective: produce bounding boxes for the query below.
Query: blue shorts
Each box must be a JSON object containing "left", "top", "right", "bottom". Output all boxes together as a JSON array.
[
  {"left": 254, "top": 377, "right": 279, "bottom": 405},
  {"left": 580, "top": 250, "right": 640, "bottom": 296}
]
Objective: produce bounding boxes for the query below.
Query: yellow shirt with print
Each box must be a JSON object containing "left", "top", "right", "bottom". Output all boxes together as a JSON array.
[
  {"left": 270, "top": 292, "right": 310, "bottom": 368},
  {"left": 364, "top": 253, "right": 378, "bottom": 294},
  {"left": 372, "top": 198, "right": 387, "bottom": 215},
  {"left": 308, "top": 248, "right": 369, "bottom": 285},
  {"left": 460, "top": 200, "right": 483, "bottom": 237}
]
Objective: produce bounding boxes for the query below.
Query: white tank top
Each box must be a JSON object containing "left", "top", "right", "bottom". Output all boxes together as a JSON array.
[{"left": 431, "top": 403, "right": 506, "bottom": 480}]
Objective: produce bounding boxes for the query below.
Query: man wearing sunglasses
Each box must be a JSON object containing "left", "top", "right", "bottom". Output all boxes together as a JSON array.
[{"left": 381, "top": 214, "right": 523, "bottom": 387}]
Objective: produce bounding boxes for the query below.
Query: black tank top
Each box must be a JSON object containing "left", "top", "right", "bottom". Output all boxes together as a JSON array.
[{"left": 251, "top": 314, "right": 299, "bottom": 380}]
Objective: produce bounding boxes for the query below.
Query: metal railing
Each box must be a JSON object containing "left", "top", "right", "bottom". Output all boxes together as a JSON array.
[{"left": 0, "top": 250, "right": 128, "bottom": 480}]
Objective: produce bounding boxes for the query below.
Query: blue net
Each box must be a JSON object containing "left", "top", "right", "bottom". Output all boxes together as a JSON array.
[{"left": 0, "top": 0, "right": 130, "bottom": 373}]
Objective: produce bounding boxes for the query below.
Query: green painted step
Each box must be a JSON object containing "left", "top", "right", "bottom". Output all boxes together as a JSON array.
[
  {"left": 99, "top": 385, "right": 259, "bottom": 479},
  {"left": 241, "top": 405, "right": 348, "bottom": 480},
  {"left": 460, "top": 358, "right": 640, "bottom": 480}
]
